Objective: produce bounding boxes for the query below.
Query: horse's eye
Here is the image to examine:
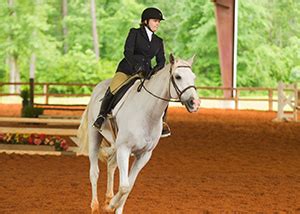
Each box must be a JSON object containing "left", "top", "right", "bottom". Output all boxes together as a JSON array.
[{"left": 175, "top": 75, "right": 181, "bottom": 80}]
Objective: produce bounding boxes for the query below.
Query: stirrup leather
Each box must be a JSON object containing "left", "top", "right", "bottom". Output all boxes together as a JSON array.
[{"left": 107, "top": 114, "right": 118, "bottom": 142}]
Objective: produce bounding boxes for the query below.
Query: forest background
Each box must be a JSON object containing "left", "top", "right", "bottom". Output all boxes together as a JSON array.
[{"left": 0, "top": 0, "right": 299, "bottom": 94}]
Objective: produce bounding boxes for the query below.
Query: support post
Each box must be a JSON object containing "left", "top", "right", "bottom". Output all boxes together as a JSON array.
[
  {"left": 212, "top": 0, "right": 236, "bottom": 98},
  {"left": 29, "top": 78, "right": 34, "bottom": 107}
]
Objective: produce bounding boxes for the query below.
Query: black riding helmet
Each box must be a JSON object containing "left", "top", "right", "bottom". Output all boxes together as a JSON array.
[{"left": 141, "top": 7, "right": 164, "bottom": 22}]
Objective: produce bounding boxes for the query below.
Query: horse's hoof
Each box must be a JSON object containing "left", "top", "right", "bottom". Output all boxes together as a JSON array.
[
  {"left": 91, "top": 201, "right": 99, "bottom": 214},
  {"left": 91, "top": 209, "right": 99, "bottom": 214},
  {"left": 104, "top": 196, "right": 113, "bottom": 206},
  {"left": 102, "top": 204, "right": 115, "bottom": 213}
]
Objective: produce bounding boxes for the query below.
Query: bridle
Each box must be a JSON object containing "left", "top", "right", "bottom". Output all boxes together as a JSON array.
[
  {"left": 137, "top": 64, "right": 197, "bottom": 103},
  {"left": 170, "top": 65, "right": 197, "bottom": 101}
]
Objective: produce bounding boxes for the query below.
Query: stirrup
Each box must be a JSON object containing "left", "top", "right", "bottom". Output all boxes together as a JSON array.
[{"left": 161, "top": 122, "right": 171, "bottom": 138}]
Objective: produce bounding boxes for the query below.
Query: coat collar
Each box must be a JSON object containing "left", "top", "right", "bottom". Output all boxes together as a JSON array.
[
  {"left": 140, "top": 26, "right": 155, "bottom": 43},
  {"left": 144, "top": 26, "right": 153, "bottom": 41}
]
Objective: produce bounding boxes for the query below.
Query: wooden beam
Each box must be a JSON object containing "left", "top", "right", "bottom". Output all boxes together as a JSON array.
[
  {"left": 0, "top": 117, "right": 80, "bottom": 125},
  {"left": 0, "top": 127, "right": 78, "bottom": 136},
  {"left": 212, "top": 0, "right": 235, "bottom": 98}
]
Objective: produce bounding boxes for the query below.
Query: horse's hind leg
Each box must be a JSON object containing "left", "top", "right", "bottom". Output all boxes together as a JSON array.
[
  {"left": 88, "top": 127, "right": 102, "bottom": 214},
  {"left": 105, "top": 151, "right": 117, "bottom": 206}
]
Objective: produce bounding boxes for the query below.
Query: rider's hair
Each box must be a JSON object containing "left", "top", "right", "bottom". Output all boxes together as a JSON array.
[{"left": 139, "top": 20, "right": 148, "bottom": 27}]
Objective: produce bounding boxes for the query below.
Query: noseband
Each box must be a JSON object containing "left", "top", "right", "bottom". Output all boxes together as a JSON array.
[{"left": 138, "top": 65, "right": 197, "bottom": 103}]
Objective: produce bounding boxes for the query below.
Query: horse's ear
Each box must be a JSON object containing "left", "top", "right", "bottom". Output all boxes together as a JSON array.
[
  {"left": 169, "top": 53, "right": 175, "bottom": 65},
  {"left": 187, "top": 54, "right": 196, "bottom": 66}
]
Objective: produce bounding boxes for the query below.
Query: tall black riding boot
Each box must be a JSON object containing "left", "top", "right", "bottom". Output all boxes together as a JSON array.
[{"left": 93, "top": 88, "right": 114, "bottom": 130}]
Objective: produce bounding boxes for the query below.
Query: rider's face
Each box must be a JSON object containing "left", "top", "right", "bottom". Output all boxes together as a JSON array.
[{"left": 147, "top": 19, "right": 160, "bottom": 32}]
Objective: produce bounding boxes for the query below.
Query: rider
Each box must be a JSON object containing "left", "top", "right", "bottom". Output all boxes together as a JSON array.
[{"left": 93, "top": 7, "right": 171, "bottom": 137}]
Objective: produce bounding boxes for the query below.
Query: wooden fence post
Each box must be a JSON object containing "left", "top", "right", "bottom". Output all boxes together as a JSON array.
[
  {"left": 268, "top": 89, "right": 273, "bottom": 111},
  {"left": 294, "top": 83, "right": 298, "bottom": 121},
  {"left": 275, "top": 81, "right": 298, "bottom": 122},
  {"left": 44, "top": 84, "right": 49, "bottom": 104},
  {"left": 234, "top": 88, "right": 239, "bottom": 110}
]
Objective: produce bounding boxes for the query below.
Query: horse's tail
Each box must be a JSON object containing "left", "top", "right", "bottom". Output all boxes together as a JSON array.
[
  {"left": 76, "top": 100, "right": 113, "bottom": 162},
  {"left": 76, "top": 104, "right": 89, "bottom": 156}
]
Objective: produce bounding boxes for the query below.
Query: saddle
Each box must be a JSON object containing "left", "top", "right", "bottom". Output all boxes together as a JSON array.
[
  {"left": 110, "top": 76, "right": 140, "bottom": 110},
  {"left": 105, "top": 76, "right": 141, "bottom": 141}
]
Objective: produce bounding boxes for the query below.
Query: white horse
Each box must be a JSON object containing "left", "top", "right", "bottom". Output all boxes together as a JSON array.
[{"left": 77, "top": 54, "right": 200, "bottom": 214}]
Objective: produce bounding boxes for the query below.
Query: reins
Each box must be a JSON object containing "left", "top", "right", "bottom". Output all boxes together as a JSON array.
[{"left": 137, "top": 64, "right": 196, "bottom": 103}]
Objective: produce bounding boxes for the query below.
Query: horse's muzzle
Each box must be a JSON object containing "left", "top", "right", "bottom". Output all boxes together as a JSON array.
[{"left": 184, "top": 97, "right": 200, "bottom": 113}]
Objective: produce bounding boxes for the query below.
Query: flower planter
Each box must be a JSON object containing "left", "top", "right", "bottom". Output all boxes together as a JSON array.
[{"left": 0, "top": 133, "right": 69, "bottom": 151}]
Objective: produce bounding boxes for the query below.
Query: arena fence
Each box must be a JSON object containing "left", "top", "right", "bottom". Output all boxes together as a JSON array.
[
  {"left": 274, "top": 81, "right": 300, "bottom": 122},
  {"left": 1, "top": 82, "right": 299, "bottom": 111}
]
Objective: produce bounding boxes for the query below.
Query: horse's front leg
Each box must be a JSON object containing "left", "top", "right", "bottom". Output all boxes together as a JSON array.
[
  {"left": 88, "top": 128, "right": 102, "bottom": 214},
  {"left": 115, "top": 151, "right": 152, "bottom": 214},
  {"left": 104, "top": 144, "right": 131, "bottom": 212},
  {"left": 105, "top": 151, "right": 117, "bottom": 206}
]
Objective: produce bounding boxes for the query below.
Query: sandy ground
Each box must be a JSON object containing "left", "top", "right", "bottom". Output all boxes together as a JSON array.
[{"left": 0, "top": 105, "right": 300, "bottom": 213}]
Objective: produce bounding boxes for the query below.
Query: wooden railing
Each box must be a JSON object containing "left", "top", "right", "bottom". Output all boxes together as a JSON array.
[
  {"left": 0, "top": 82, "right": 95, "bottom": 104},
  {"left": 0, "top": 82, "right": 279, "bottom": 111},
  {"left": 197, "top": 86, "right": 277, "bottom": 111},
  {"left": 0, "top": 117, "right": 79, "bottom": 136}
]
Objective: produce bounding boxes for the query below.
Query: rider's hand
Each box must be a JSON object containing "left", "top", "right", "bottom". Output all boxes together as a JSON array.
[
  {"left": 134, "top": 64, "right": 145, "bottom": 73},
  {"left": 144, "top": 70, "right": 153, "bottom": 80}
]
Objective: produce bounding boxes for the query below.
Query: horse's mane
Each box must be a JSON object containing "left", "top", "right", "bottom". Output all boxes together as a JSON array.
[
  {"left": 154, "top": 58, "right": 191, "bottom": 76},
  {"left": 150, "top": 59, "right": 191, "bottom": 84}
]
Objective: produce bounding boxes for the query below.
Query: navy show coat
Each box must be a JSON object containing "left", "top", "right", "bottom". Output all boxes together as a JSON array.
[{"left": 116, "top": 26, "right": 166, "bottom": 76}]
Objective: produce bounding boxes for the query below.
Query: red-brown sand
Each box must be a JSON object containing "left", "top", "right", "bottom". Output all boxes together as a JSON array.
[{"left": 0, "top": 105, "right": 300, "bottom": 213}]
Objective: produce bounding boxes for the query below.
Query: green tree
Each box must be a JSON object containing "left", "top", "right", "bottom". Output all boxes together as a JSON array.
[{"left": 0, "top": 0, "right": 299, "bottom": 95}]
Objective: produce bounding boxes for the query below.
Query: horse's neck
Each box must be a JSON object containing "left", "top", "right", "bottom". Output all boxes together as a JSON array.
[
  {"left": 146, "top": 64, "right": 170, "bottom": 96},
  {"left": 138, "top": 64, "right": 171, "bottom": 120}
]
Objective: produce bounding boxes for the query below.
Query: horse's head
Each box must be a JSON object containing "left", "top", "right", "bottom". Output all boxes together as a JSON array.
[{"left": 169, "top": 54, "right": 200, "bottom": 112}]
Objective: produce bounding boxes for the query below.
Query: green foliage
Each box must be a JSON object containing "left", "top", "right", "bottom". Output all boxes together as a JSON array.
[
  {"left": 37, "top": 48, "right": 115, "bottom": 93},
  {"left": 158, "top": 0, "right": 219, "bottom": 86},
  {"left": 0, "top": 0, "right": 299, "bottom": 95},
  {"left": 20, "top": 89, "right": 44, "bottom": 118},
  {"left": 21, "top": 105, "right": 44, "bottom": 118},
  {"left": 20, "top": 89, "right": 29, "bottom": 106},
  {"left": 237, "top": 0, "right": 300, "bottom": 87}
]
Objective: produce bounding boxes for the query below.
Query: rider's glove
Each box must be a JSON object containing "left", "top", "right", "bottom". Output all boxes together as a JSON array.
[{"left": 134, "top": 64, "right": 145, "bottom": 73}]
